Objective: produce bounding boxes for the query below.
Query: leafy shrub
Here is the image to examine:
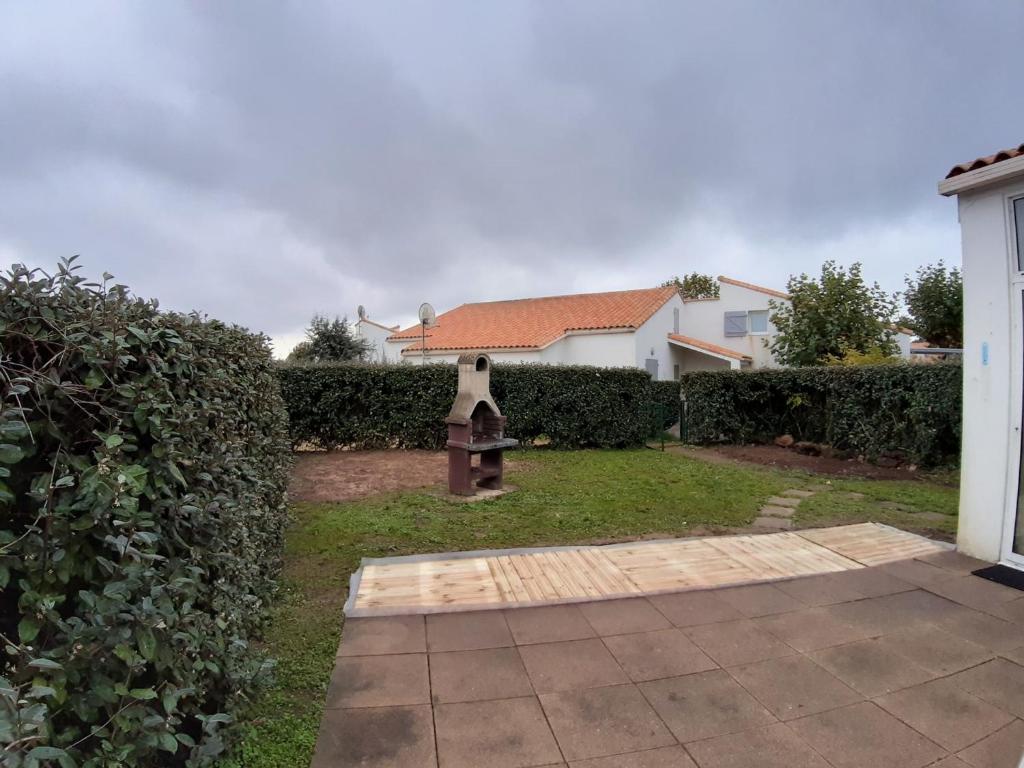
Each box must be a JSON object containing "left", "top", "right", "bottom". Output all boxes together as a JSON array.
[
  {"left": 277, "top": 362, "right": 668, "bottom": 449},
  {"left": 680, "top": 363, "right": 962, "bottom": 466},
  {"left": 1, "top": 260, "right": 291, "bottom": 766}
]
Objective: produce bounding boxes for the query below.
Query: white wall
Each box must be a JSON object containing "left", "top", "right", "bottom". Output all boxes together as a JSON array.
[
  {"left": 956, "top": 176, "right": 1024, "bottom": 562},
  {"left": 679, "top": 282, "right": 783, "bottom": 368},
  {"left": 633, "top": 293, "right": 687, "bottom": 380},
  {"left": 389, "top": 330, "right": 637, "bottom": 368},
  {"left": 892, "top": 331, "right": 914, "bottom": 360},
  {"left": 673, "top": 346, "right": 732, "bottom": 373},
  {"left": 546, "top": 330, "right": 636, "bottom": 367},
  {"left": 355, "top": 320, "right": 397, "bottom": 362}
]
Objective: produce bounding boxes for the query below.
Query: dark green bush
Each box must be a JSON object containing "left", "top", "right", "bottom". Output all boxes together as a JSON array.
[
  {"left": 680, "top": 363, "right": 962, "bottom": 466},
  {"left": 277, "top": 362, "right": 667, "bottom": 449},
  {"left": 0, "top": 260, "right": 291, "bottom": 766}
]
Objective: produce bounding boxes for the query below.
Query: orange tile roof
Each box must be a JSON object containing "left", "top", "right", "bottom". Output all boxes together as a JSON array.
[
  {"left": 717, "top": 276, "right": 790, "bottom": 300},
  {"left": 667, "top": 333, "right": 751, "bottom": 361},
  {"left": 390, "top": 286, "right": 677, "bottom": 352},
  {"left": 946, "top": 142, "right": 1024, "bottom": 179}
]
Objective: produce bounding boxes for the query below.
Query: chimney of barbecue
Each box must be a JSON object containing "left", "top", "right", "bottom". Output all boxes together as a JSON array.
[{"left": 447, "top": 353, "right": 501, "bottom": 422}]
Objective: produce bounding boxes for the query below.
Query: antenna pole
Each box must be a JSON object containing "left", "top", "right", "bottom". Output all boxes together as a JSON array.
[{"left": 421, "top": 320, "right": 426, "bottom": 364}]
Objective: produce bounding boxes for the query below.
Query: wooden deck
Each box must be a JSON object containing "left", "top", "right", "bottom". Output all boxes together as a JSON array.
[{"left": 344, "top": 523, "right": 951, "bottom": 617}]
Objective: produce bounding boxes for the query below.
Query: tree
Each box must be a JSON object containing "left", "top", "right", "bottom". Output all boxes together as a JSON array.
[
  {"left": 662, "top": 272, "right": 720, "bottom": 300},
  {"left": 287, "top": 314, "right": 370, "bottom": 363},
  {"left": 770, "top": 261, "right": 898, "bottom": 367},
  {"left": 902, "top": 261, "right": 962, "bottom": 348}
]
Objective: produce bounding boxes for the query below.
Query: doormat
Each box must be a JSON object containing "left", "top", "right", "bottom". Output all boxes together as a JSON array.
[{"left": 972, "top": 564, "right": 1024, "bottom": 592}]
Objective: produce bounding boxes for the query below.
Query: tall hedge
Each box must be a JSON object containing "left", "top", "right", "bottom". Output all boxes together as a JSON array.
[
  {"left": 277, "top": 362, "right": 671, "bottom": 449},
  {"left": 680, "top": 363, "right": 962, "bottom": 466},
  {"left": 0, "top": 260, "right": 291, "bottom": 766}
]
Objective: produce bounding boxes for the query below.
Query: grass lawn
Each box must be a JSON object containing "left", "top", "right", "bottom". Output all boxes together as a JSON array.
[{"left": 224, "top": 448, "right": 959, "bottom": 767}]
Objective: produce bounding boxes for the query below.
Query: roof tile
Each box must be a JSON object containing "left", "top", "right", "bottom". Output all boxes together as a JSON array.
[
  {"left": 718, "top": 276, "right": 790, "bottom": 300},
  {"left": 946, "top": 142, "right": 1024, "bottom": 179},
  {"left": 390, "top": 286, "right": 677, "bottom": 352},
  {"left": 667, "top": 333, "right": 751, "bottom": 361}
]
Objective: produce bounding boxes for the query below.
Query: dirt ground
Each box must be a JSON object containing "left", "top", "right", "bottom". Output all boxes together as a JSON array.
[
  {"left": 673, "top": 444, "right": 941, "bottom": 481},
  {"left": 289, "top": 450, "right": 448, "bottom": 502}
]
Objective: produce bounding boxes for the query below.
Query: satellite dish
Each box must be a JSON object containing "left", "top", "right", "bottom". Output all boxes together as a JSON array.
[
  {"left": 357, "top": 304, "right": 367, "bottom": 321},
  {"left": 418, "top": 302, "right": 436, "bottom": 328}
]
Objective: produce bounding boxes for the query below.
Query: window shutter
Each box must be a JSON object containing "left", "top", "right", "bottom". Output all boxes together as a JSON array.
[{"left": 724, "top": 311, "right": 747, "bottom": 337}]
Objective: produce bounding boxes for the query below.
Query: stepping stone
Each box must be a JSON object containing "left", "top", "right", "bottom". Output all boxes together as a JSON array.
[
  {"left": 782, "top": 489, "right": 816, "bottom": 498},
  {"left": 759, "top": 505, "right": 796, "bottom": 519},
  {"left": 843, "top": 492, "right": 866, "bottom": 500},
  {"left": 767, "top": 496, "right": 801, "bottom": 508},
  {"left": 753, "top": 516, "right": 793, "bottom": 530}
]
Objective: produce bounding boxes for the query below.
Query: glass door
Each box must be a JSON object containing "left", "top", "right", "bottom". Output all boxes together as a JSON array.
[
  {"left": 1013, "top": 290, "right": 1024, "bottom": 565},
  {"left": 1007, "top": 199, "right": 1024, "bottom": 568}
]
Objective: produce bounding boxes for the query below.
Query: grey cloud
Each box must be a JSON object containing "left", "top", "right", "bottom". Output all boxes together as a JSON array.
[{"left": 0, "top": 1, "right": 1020, "bottom": 345}]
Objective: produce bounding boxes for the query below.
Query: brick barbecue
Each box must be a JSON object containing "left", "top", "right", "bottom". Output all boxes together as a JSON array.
[{"left": 445, "top": 353, "right": 518, "bottom": 496}]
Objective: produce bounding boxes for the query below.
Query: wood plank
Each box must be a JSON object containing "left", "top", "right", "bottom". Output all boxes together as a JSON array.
[{"left": 348, "top": 524, "right": 950, "bottom": 615}]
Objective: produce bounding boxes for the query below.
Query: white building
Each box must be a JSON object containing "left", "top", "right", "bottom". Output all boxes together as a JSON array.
[
  {"left": 354, "top": 313, "right": 399, "bottom": 363},
  {"left": 939, "top": 140, "right": 1024, "bottom": 569},
  {"left": 384, "top": 277, "right": 840, "bottom": 379}
]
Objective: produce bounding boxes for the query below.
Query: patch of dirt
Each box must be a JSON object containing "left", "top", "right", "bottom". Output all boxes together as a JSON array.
[
  {"left": 671, "top": 444, "right": 938, "bottom": 481},
  {"left": 290, "top": 450, "right": 449, "bottom": 502}
]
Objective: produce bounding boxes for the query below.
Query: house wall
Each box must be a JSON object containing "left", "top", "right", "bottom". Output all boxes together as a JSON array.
[
  {"left": 633, "top": 293, "right": 688, "bottom": 380},
  {"left": 893, "top": 331, "right": 913, "bottom": 359},
  {"left": 956, "top": 175, "right": 1024, "bottom": 562},
  {"left": 547, "top": 330, "right": 637, "bottom": 367},
  {"left": 673, "top": 346, "right": 732, "bottom": 373},
  {"left": 679, "top": 282, "right": 782, "bottom": 368},
  {"left": 388, "top": 330, "right": 637, "bottom": 368},
  {"left": 355, "top": 320, "right": 397, "bottom": 363}
]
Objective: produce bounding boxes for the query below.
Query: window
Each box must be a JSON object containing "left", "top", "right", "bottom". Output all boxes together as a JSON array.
[
  {"left": 748, "top": 310, "right": 769, "bottom": 334},
  {"left": 724, "top": 311, "right": 747, "bottom": 336},
  {"left": 673, "top": 363, "right": 680, "bottom": 380},
  {"left": 673, "top": 307, "right": 680, "bottom": 334},
  {"left": 1016, "top": 197, "right": 1024, "bottom": 272}
]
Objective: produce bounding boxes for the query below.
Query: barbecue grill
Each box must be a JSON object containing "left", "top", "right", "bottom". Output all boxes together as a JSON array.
[{"left": 445, "top": 353, "right": 518, "bottom": 495}]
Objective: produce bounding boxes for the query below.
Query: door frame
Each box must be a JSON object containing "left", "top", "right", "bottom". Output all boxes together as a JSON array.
[{"left": 1002, "top": 190, "right": 1024, "bottom": 568}]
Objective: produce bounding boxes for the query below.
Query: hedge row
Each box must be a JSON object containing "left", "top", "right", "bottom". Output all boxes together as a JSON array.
[
  {"left": 1, "top": 260, "right": 291, "bottom": 767},
  {"left": 679, "top": 363, "right": 962, "bottom": 466},
  {"left": 277, "top": 362, "right": 674, "bottom": 449}
]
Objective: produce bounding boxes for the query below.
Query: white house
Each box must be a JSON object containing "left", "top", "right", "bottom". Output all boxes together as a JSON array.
[
  {"left": 354, "top": 312, "right": 399, "bottom": 363},
  {"left": 384, "top": 277, "right": 819, "bottom": 379},
  {"left": 939, "top": 140, "right": 1024, "bottom": 569}
]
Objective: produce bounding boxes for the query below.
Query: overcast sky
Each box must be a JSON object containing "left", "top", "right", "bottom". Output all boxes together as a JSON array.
[{"left": 2, "top": 2, "right": 1021, "bottom": 355}]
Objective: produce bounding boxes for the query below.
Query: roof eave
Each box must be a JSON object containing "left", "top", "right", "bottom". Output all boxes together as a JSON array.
[
  {"left": 667, "top": 335, "right": 750, "bottom": 363},
  {"left": 397, "top": 326, "right": 637, "bottom": 355},
  {"left": 717, "top": 276, "right": 790, "bottom": 301},
  {"left": 939, "top": 154, "right": 1024, "bottom": 197}
]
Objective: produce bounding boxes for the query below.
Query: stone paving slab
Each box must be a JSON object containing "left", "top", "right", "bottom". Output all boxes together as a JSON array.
[{"left": 318, "top": 544, "right": 1024, "bottom": 767}]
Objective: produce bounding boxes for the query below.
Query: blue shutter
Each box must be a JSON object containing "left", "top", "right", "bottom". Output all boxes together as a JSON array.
[{"left": 724, "top": 311, "right": 747, "bottom": 337}]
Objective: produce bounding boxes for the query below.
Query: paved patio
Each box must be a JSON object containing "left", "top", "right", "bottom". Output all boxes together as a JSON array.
[{"left": 315, "top": 547, "right": 1024, "bottom": 768}]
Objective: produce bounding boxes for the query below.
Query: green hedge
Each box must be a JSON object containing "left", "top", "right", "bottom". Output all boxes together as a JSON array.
[
  {"left": 679, "top": 363, "right": 962, "bottom": 466},
  {"left": 277, "top": 362, "right": 672, "bottom": 449},
  {"left": 1, "top": 261, "right": 291, "bottom": 766}
]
